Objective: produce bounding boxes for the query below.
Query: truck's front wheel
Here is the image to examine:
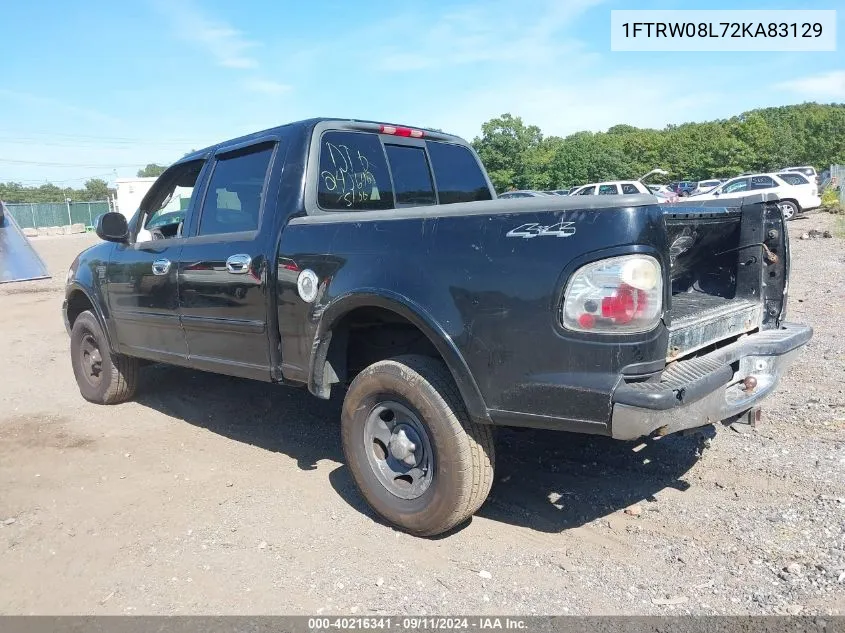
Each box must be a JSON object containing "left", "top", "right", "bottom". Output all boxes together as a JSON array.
[
  {"left": 341, "top": 355, "right": 495, "bottom": 536},
  {"left": 70, "top": 310, "right": 139, "bottom": 404}
]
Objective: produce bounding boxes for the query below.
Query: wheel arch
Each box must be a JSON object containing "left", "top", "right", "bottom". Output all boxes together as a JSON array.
[
  {"left": 65, "top": 283, "right": 117, "bottom": 354},
  {"left": 309, "top": 290, "right": 490, "bottom": 423}
]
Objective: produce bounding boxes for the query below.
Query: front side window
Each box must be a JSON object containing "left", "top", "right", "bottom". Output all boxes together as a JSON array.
[
  {"left": 137, "top": 160, "right": 204, "bottom": 241},
  {"left": 426, "top": 141, "right": 492, "bottom": 204},
  {"left": 722, "top": 178, "right": 749, "bottom": 194},
  {"left": 384, "top": 145, "right": 436, "bottom": 207},
  {"left": 577, "top": 186, "right": 596, "bottom": 195},
  {"left": 318, "top": 131, "right": 393, "bottom": 211},
  {"left": 198, "top": 144, "right": 274, "bottom": 236},
  {"left": 598, "top": 184, "right": 619, "bottom": 195}
]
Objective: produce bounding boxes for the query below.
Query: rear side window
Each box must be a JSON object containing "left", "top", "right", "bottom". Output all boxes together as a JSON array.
[
  {"left": 426, "top": 141, "right": 492, "bottom": 204},
  {"left": 750, "top": 175, "right": 777, "bottom": 190},
  {"left": 621, "top": 183, "right": 640, "bottom": 194},
  {"left": 384, "top": 145, "right": 436, "bottom": 206},
  {"left": 318, "top": 131, "right": 394, "bottom": 210},
  {"left": 598, "top": 184, "right": 618, "bottom": 195},
  {"left": 198, "top": 145, "right": 274, "bottom": 236}
]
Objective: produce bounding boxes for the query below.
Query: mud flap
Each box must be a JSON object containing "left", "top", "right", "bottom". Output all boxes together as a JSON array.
[{"left": 0, "top": 202, "right": 51, "bottom": 283}]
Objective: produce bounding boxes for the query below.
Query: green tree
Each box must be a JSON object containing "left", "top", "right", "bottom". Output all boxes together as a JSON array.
[
  {"left": 83, "top": 178, "right": 111, "bottom": 201},
  {"left": 472, "top": 103, "right": 845, "bottom": 190},
  {"left": 472, "top": 114, "right": 543, "bottom": 191},
  {"left": 137, "top": 163, "right": 167, "bottom": 178}
]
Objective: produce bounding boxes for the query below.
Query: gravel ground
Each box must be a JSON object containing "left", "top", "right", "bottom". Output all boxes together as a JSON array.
[{"left": 0, "top": 216, "right": 843, "bottom": 615}]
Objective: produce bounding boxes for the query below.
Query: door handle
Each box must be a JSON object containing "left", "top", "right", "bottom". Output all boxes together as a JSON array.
[
  {"left": 226, "top": 254, "right": 252, "bottom": 274},
  {"left": 151, "top": 259, "right": 171, "bottom": 276}
]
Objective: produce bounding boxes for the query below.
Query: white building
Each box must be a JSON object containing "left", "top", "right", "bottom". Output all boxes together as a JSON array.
[{"left": 114, "top": 177, "right": 158, "bottom": 219}]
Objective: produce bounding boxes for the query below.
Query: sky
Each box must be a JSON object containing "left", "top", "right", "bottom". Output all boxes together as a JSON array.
[{"left": 1, "top": 0, "right": 842, "bottom": 186}]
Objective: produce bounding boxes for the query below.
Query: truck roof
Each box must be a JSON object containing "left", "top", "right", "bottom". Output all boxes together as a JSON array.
[{"left": 178, "top": 117, "right": 466, "bottom": 164}]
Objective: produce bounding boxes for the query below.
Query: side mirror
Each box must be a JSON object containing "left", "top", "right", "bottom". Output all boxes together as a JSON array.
[
  {"left": 95, "top": 212, "right": 129, "bottom": 243},
  {"left": 713, "top": 191, "right": 720, "bottom": 196}
]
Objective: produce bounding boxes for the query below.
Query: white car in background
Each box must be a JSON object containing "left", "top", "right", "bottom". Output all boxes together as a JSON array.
[
  {"left": 573, "top": 180, "right": 678, "bottom": 203},
  {"left": 686, "top": 173, "right": 821, "bottom": 220},
  {"left": 692, "top": 179, "right": 722, "bottom": 195},
  {"left": 781, "top": 165, "right": 819, "bottom": 184}
]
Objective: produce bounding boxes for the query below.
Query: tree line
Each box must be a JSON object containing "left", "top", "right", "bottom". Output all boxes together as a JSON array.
[
  {"left": 0, "top": 164, "right": 167, "bottom": 204},
  {"left": 471, "top": 103, "right": 845, "bottom": 192}
]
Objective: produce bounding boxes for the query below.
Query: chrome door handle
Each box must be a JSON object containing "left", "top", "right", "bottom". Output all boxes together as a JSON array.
[
  {"left": 226, "top": 254, "right": 252, "bottom": 274},
  {"left": 151, "top": 259, "right": 171, "bottom": 276}
]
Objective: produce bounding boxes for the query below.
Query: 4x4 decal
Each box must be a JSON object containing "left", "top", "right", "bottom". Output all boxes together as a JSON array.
[{"left": 506, "top": 221, "right": 576, "bottom": 239}]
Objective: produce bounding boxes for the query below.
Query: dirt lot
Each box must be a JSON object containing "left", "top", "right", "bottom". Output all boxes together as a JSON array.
[{"left": 1, "top": 216, "right": 843, "bottom": 616}]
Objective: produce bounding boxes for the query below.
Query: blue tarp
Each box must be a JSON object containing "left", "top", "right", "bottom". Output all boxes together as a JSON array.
[{"left": 0, "top": 202, "right": 51, "bottom": 283}]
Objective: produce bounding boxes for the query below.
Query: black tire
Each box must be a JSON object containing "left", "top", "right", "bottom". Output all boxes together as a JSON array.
[
  {"left": 341, "top": 355, "right": 495, "bottom": 536},
  {"left": 779, "top": 200, "right": 799, "bottom": 221},
  {"left": 70, "top": 310, "right": 139, "bottom": 404}
]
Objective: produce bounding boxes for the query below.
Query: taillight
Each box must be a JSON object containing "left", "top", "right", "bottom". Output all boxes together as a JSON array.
[
  {"left": 561, "top": 255, "right": 663, "bottom": 333},
  {"left": 380, "top": 124, "right": 425, "bottom": 138}
]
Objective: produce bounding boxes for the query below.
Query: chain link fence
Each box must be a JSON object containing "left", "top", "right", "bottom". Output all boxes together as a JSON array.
[
  {"left": 829, "top": 164, "right": 845, "bottom": 204},
  {"left": 2, "top": 201, "right": 110, "bottom": 230}
]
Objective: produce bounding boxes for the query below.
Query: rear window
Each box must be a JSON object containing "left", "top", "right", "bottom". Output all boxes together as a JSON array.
[
  {"left": 318, "top": 131, "right": 394, "bottom": 210},
  {"left": 384, "top": 145, "right": 436, "bottom": 207},
  {"left": 426, "top": 141, "right": 492, "bottom": 204}
]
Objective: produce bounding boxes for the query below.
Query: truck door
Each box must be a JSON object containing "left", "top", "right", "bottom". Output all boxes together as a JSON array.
[
  {"left": 176, "top": 140, "right": 279, "bottom": 381},
  {"left": 106, "top": 159, "right": 206, "bottom": 362}
]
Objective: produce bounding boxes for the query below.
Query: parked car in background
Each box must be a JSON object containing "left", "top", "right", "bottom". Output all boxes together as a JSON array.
[
  {"left": 776, "top": 172, "right": 820, "bottom": 207},
  {"left": 572, "top": 181, "right": 654, "bottom": 197},
  {"left": 498, "top": 190, "right": 553, "bottom": 199},
  {"left": 693, "top": 179, "right": 722, "bottom": 195},
  {"left": 687, "top": 173, "right": 821, "bottom": 220},
  {"left": 543, "top": 189, "right": 570, "bottom": 196},
  {"left": 782, "top": 166, "right": 819, "bottom": 184},
  {"left": 668, "top": 181, "right": 698, "bottom": 196},
  {"left": 645, "top": 184, "right": 679, "bottom": 203}
]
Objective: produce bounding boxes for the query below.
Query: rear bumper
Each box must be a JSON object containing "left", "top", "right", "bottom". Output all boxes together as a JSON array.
[
  {"left": 801, "top": 195, "right": 821, "bottom": 210},
  {"left": 610, "top": 322, "right": 812, "bottom": 440}
]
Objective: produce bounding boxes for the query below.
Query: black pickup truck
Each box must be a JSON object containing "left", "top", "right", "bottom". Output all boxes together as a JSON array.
[{"left": 63, "top": 118, "right": 811, "bottom": 536}]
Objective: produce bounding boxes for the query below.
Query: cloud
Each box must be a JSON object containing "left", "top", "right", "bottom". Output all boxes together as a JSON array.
[
  {"left": 152, "top": 0, "right": 259, "bottom": 69},
  {"left": 243, "top": 78, "right": 291, "bottom": 96},
  {"left": 370, "top": 0, "right": 604, "bottom": 72},
  {"left": 150, "top": 0, "right": 291, "bottom": 96},
  {"left": 0, "top": 89, "right": 123, "bottom": 127},
  {"left": 775, "top": 70, "right": 845, "bottom": 101}
]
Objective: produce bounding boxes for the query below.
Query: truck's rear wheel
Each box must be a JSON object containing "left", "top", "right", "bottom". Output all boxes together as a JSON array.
[
  {"left": 341, "top": 355, "right": 495, "bottom": 536},
  {"left": 70, "top": 310, "right": 138, "bottom": 404}
]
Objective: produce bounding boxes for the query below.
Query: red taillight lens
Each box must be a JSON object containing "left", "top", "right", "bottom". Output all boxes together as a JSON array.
[
  {"left": 561, "top": 255, "right": 663, "bottom": 333},
  {"left": 380, "top": 124, "right": 425, "bottom": 138},
  {"left": 601, "top": 285, "right": 636, "bottom": 324}
]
